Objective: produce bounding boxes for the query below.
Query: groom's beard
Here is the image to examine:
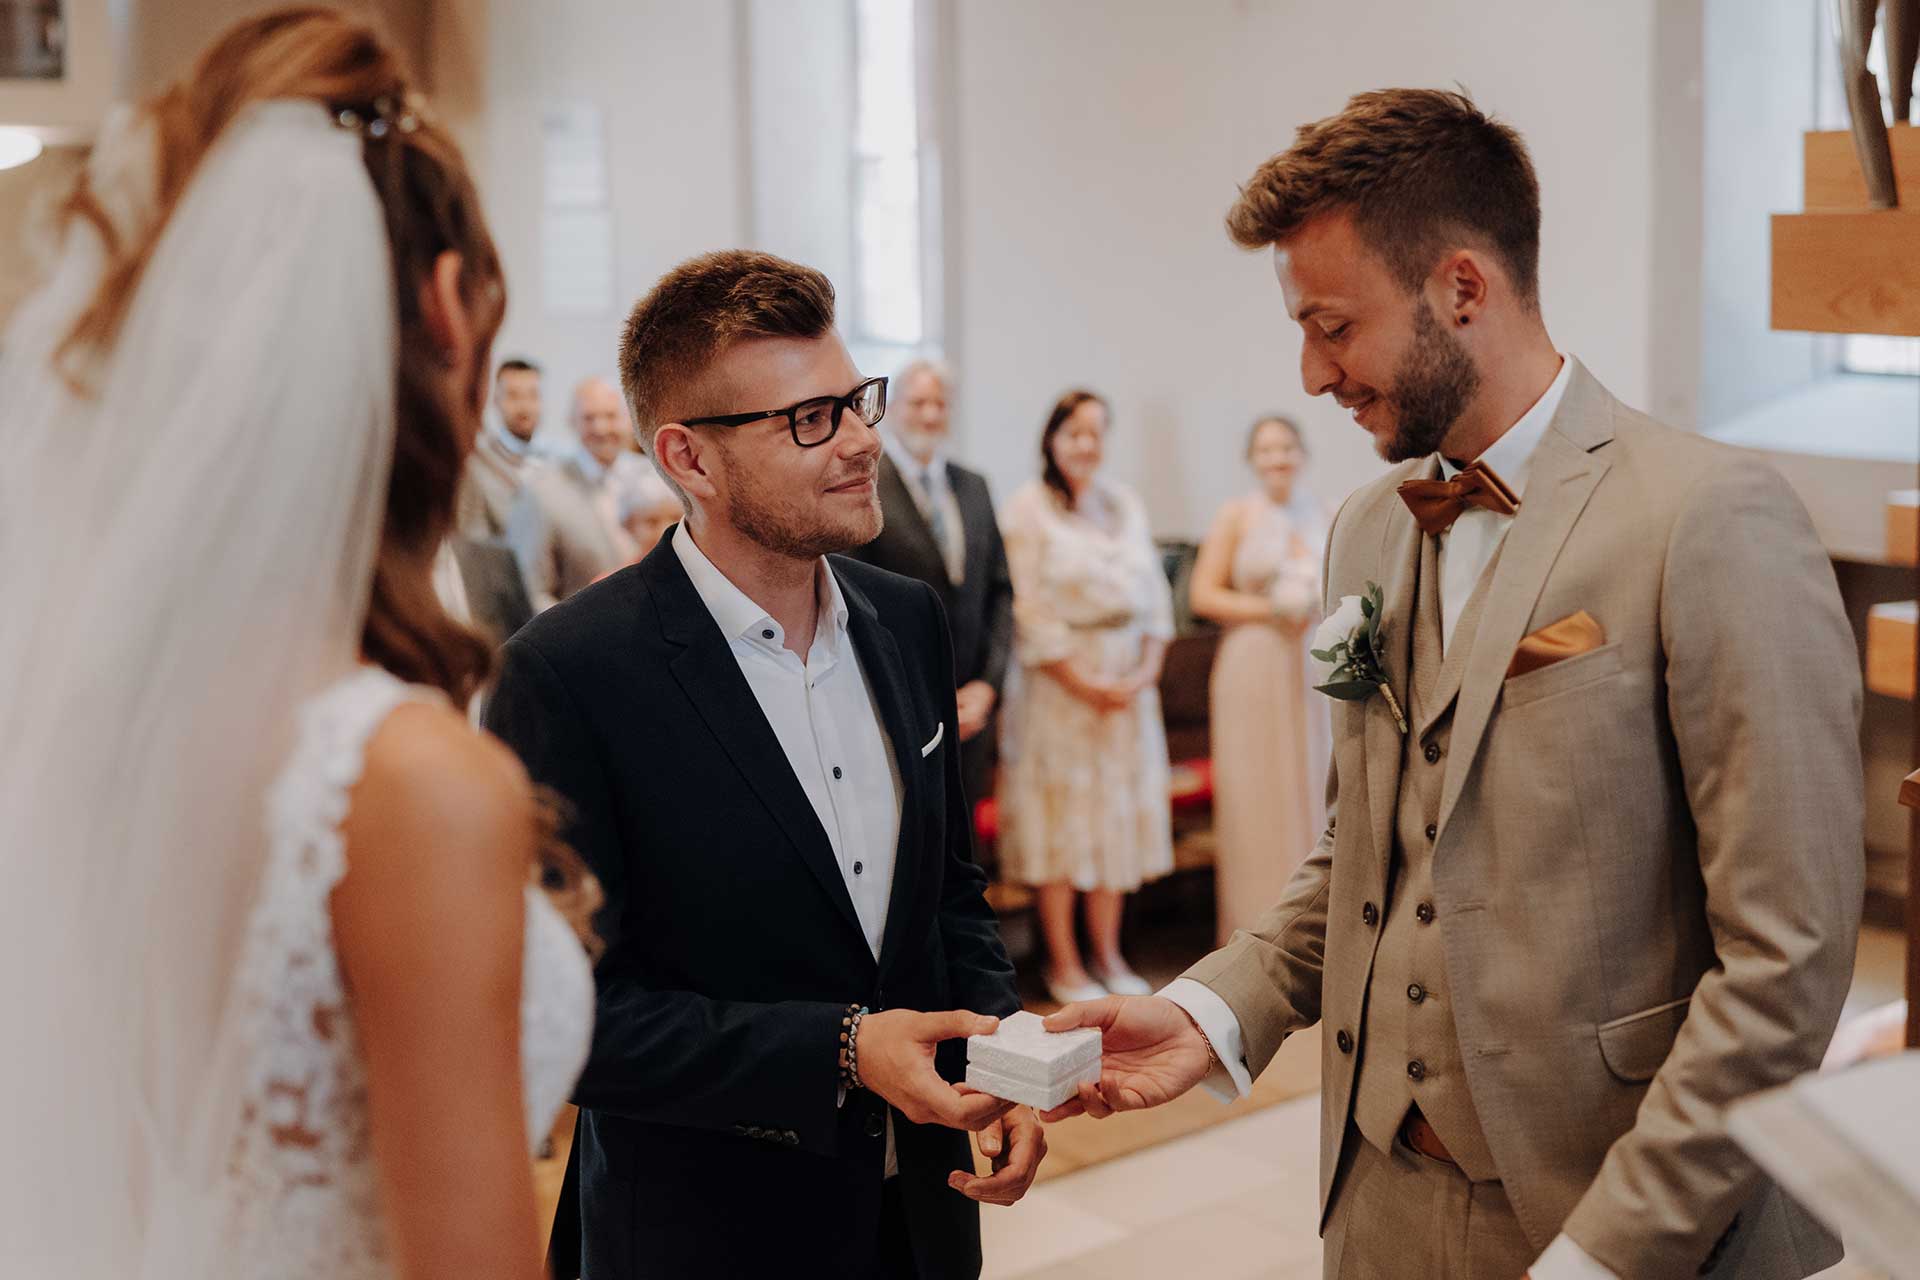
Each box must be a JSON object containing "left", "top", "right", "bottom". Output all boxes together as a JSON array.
[{"left": 1376, "top": 301, "right": 1482, "bottom": 464}]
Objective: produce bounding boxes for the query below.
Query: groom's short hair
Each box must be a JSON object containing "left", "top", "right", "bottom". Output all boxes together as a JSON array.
[
  {"left": 1226, "top": 88, "right": 1541, "bottom": 311},
  {"left": 618, "top": 251, "right": 837, "bottom": 469}
]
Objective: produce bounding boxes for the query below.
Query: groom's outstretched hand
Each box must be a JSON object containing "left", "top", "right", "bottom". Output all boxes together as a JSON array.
[
  {"left": 1037, "top": 996, "right": 1214, "bottom": 1122},
  {"left": 857, "top": 1009, "right": 1017, "bottom": 1132}
]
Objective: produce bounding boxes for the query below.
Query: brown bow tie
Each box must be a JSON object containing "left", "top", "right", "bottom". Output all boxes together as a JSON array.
[{"left": 1397, "top": 461, "right": 1521, "bottom": 535}]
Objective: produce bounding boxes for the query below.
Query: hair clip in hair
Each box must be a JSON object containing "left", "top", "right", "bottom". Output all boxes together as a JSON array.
[{"left": 333, "top": 95, "right": 421, "bottom": 140}]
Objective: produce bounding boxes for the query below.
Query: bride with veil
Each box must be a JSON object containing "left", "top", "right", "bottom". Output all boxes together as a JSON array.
[{"left": 0, "top": 9, "right": 595, "bottom": 1277}]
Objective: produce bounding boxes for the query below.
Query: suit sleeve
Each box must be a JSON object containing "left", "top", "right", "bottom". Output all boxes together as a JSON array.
[
  {"left": 485, "top": 636, "right": 847, "bottom": 1154},
  {"left": 505, "top": 481, "right": 560, "bottom": 613},
  {"left": 1171, "top": 494, "right": 1353, "bottom": 1075},
  {"left": 1559, "top": 457, "right": 1864, "bottom": 1276},
  {"left": 977, "top": 480, "right": 1016, "bottom": 695},
  {"left": 918, "top": 581, "right": 1021, "bottom": 1019}
]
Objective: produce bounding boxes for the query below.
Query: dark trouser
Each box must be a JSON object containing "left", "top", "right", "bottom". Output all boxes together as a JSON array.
[{"left": 876, "top": 1177, "right": 921, "bottom": 1278}]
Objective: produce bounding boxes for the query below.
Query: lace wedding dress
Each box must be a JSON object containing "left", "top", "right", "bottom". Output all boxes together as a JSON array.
[{"left": 220, "top": 666, "right": 594, "bottom": 1277}]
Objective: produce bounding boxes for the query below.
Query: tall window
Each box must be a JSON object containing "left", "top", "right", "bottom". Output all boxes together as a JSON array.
[
  {"left": 1815, "top": 4, "right": 1920, "bottom": 376},
  {"left": 852, "top": 0, "right": 938, "bottom": 353}
]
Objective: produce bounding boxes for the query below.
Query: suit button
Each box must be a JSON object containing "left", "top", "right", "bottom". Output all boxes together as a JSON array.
[
  {"left": 1407, "top": 1059, "right": 1427, "bottom": 1082},
  {"left": 1336, "top": 1030, "right": 1354, "bottom": 1054},
  {"left": 1361, "top": 902, "right": 1379, "bottom": 927},
  {"left": 1407, "top": 983, "right": 1426, "bottom": 1004},
  {"left": 864, "top": 1111, "right": 885, "bottom": 1138},
  {"left": 1416, "top": 902, "right": 1435, "bottom": 925},
  {"left": 1424, "top": 823, "right": 1437, "bottom": 841},
  {"left": 1423, "top": 741, "right": 1441, "bottom": 764}
]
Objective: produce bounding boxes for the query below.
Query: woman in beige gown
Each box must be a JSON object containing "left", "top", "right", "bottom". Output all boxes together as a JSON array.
[
  {"left": 997, "top": 390, "right": 1175, "bottom": 1002},
  {"left": 1190, "top": 415, "right": 1330, "bottom": 944}
]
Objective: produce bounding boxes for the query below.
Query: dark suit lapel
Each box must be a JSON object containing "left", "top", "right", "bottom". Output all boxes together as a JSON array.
[
  {"left": 838, "top": 568, "right": 927, "bottom": 980},
  {"left": 951, "top": 468, "right": 991, "bottom": 583},
  {"left": 879, "top": 454, "right": 954, "bottom": 590},
  {"left": 644, "top": 543, "right": 867, "bottom": 943}
]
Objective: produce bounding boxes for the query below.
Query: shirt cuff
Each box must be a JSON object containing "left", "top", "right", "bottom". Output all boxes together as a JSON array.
[
  {"left": 1159, "top": 978, "right": 1254, "bottom": 1101},
  {"left": 1532, "top": 1233, "right": 1618, "bottom": 1279}
]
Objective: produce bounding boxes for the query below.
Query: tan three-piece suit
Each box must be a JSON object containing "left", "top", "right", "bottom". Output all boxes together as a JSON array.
[{"left": 1182, "top": 361, "right": 1864, "bottom": 1278}]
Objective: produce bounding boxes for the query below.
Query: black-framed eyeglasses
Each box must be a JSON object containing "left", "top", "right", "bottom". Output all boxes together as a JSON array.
[{"left": 681, "top": 376, "right": 888, "bottom": 448}]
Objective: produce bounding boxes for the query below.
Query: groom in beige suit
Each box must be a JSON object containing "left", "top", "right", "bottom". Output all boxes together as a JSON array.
[{"left": 1043, "top": 90, "right": 1864, "bottom": 1279}]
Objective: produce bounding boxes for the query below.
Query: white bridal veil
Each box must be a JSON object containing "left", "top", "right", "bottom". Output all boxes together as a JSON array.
[{"left": 0, "top": 100, "right": 397, "bottom": 1275}]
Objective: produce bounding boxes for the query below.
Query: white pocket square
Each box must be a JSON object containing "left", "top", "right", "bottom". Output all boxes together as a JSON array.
[{"left": 920, "top": 723, "right": 944, "bottom": 757}]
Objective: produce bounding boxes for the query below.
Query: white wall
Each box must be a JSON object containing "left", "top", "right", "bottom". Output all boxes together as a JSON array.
[
  {"left": 1697, "top": 0, "right": 1822, "bottom": 431},
  {"left": 434, "top": 0, "right": 747, "bottom": 448},
  {"left": 949, "top": 0, "right": 1660, "bottom": 538}
]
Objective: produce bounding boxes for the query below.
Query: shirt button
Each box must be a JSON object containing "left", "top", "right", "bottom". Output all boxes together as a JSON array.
[
  {"left": 1336, "top": 1030, "right": 1354, "bottom": 1054},
  {"left": 1416, "top": 902, "right": 1436, "bottom": 925},
  {"left": 1361, "top": 902, "right": 1379, "bottom": 927},
  {"left": 1407, "top": 1059, "right": 1427, "bottom": 1082},
  {"left": 1423, "top": 741, "right": 1442, "bottom": 765},
  {"left": 833, "top": 766, "right": 843, "bottom": 780},
  {"left": 1408, "top": 983, "right": 1426, "bottom": 1004},
  {"left": 853, "top": 861, "right": 864, "bottom": 875},
  {"left": 761, "top": 629, "right": 775, "bottom": 640},
  {"left": 1424, "top": 823, "right": 1437, "bottom": 841},
  {"left": 864, "top": 1111, "right": 885, "bottom": 1138}
]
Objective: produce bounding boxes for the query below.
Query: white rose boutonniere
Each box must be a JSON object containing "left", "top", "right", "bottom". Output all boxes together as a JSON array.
[{"left": 1308, "top": 582, "right": 1408, "bottom": 734}]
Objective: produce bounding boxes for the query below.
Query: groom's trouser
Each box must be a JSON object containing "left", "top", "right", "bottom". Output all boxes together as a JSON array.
[{"left": 1322, "top": 1125, "right": 1532, "bottom": 1280}]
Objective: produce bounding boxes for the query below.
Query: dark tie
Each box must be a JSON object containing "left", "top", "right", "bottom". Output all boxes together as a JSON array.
[{"left": 1396, "top": 460, "right": 1520, "bottom": 535}]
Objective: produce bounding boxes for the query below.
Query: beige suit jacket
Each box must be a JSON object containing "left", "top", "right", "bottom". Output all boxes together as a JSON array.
[
  {"left": 506, "top": 455, "right": 634, "bottom": 612},
  {"left": 1183, "top": 361, "right": 1863, "bottom": 1278},
  {"left": 456, "top": 428, "right": 530, "bottom": 541}
]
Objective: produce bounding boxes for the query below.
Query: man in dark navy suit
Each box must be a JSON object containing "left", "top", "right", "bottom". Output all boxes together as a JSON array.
[{"left": 487, "top": 251, "right": 1042, "bottom": 1279}]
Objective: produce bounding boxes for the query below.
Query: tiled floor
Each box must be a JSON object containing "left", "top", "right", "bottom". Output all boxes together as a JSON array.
[{"left": 981, "top": 926, "right": 1906, "bottom": 1280}]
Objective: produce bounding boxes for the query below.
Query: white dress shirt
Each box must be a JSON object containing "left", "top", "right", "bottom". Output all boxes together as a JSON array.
[
  {"left": 671, "top": 523, "right": 902, "bottom": 958},
  {"left": 1165, "top": 355, "right": 1613, "bottom": 1279},
  {"left": 884, "top": 434, "right": 968, "bottom": 585},
  {"left": 671, "top": 524, "right": 906, "bottom": 1175}
]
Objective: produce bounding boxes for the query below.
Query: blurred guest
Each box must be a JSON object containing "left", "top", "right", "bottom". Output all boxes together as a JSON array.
[
  {"left": 457, "top": 355, "right": 542, "bottom": 538},
  {"left": 848, "top": 358, "right": 1015, "bottom": 802},
  {"left": 1189, "top": 414, "right": 1330, "bottom": 944},
  {"left": 507, "top": 376, "right": 640, "bottom": 610},
  {"left": 996, "top": 390, "right": 1174, "bottom": 1002},
  {"left": 617, "top": 460, "right": 683, "bottom": 556}
]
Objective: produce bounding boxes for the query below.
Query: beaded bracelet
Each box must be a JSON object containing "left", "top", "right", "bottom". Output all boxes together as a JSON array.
[{"left": 838, "top": 1004, "right": 870, "bottom": 1090}]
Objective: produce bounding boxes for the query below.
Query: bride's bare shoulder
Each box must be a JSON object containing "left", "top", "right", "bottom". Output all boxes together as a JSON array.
[{"left": 339, "top": 698, "right": 535, "bottom": 889}]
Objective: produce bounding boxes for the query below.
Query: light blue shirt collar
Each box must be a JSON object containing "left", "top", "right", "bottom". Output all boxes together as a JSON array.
[
  {"left": 490, "top": 417, "right": 536, "bottom": 458},
  {"left": 884, "top": 433, "right": 949, "bottom": 493}
]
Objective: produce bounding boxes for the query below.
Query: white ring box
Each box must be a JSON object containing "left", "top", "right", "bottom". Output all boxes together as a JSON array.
[{"left": 964, "top": 1010, "right": 1103, "bottom": 1110}]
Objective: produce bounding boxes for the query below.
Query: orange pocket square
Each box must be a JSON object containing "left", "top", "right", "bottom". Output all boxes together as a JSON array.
[{"left": 1507, "top": 610, "right": 1605, "bottom": 679}]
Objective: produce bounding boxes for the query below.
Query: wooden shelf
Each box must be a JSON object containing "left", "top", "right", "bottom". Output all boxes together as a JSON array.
[
  {"left": 1772, "top": 210, "right": 1920, "bottom": 336},
  {"left": 1869, "top": 600, "right": 1918, "bottom": 700},
  {"left": 1892, "top": 491, "right": 1920, "bottom": 566},
  {"left": 1804, "top": 125, "right": 1920, "bottom": 209}
]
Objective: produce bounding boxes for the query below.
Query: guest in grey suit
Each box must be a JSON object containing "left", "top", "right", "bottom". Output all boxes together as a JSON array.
[
  {"left": 847, "top": 359, "right": 1015, "bottom": 803},
  {"left": 507, "top": 377, "right": 640, "bottom": 611},
  {"left": 456, "top": 356, "right": 543, "bottom": 540}
]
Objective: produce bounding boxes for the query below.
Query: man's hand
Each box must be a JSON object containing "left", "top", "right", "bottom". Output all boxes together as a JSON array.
[
  {"left": 856, "top": 1010, "right": 1016, "bottom": 1131},
  {"left": 1036, "top": 996, "right": 1214, "bottom": 1121},
  {"left": 955, "top": 680, "right": 997, "bottom": 742},
  {"left": 948, "top": 1104, "right": 1046, "bottom": 1205}
]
